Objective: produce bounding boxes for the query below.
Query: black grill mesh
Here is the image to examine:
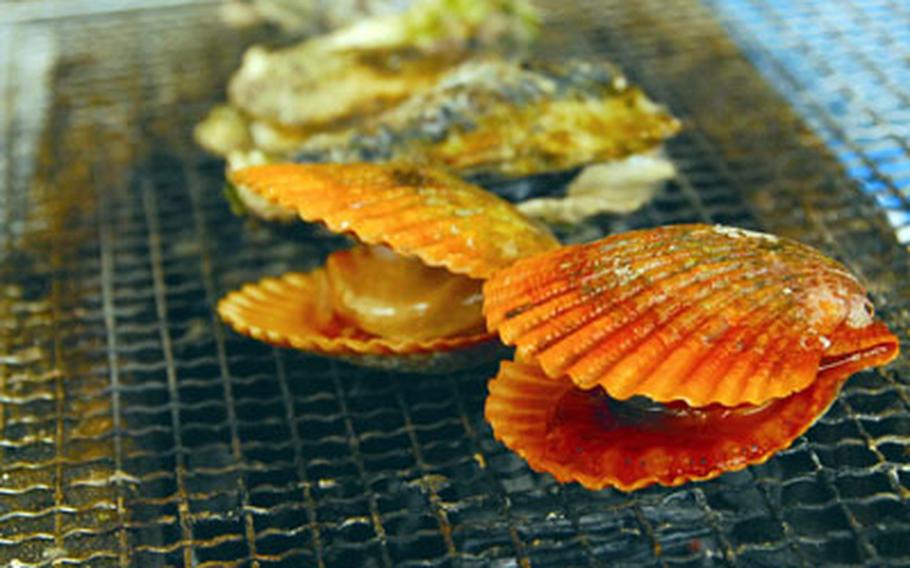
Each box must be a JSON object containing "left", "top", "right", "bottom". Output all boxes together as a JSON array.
[{"left": 1, "top": 1, "right": 908, "bottom": 566}]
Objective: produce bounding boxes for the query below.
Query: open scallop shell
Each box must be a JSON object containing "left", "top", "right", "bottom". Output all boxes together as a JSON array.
[
  {"left": 229, "top": 163, "right": 560, "bottom": 279},
  {"left": 484, "top": 224, "right": 900, "bottom": 407},
  {"left": 485, "top": 359, "right": 857, "bottom": 491},
  {"left": 217, "top": 268, "right": 498, "bottom": 371}
]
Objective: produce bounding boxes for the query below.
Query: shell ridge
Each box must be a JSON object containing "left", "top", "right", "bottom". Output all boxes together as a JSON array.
[
  {"left": 489, "top": 249, "right": 770, "bottom": 359},
  {"left": 483, "top": 234, "right": 719, "bottom": 326},
  {"left": 482, "top": 251, "right": 589, "bottom": 320},
  {"left": 612, "top": 266, "right": 836, "bottom": 403},
  {"left": 702, "top": 311, "right": 801, "bottom": 402},
  {"left": 485, "top": 360, "right": 569, "bottom": 445},
  {"left": 504, "top": 291, "right": 620, "bottom": 358},
  {"left": 232, "top": 163, "right": 559, "bottom": 279},
  {"left": 527, "top": 256, "right": 770, "bottom": 358},
  {"left": 330, "top": 195, "right": 425, "bottom": 223},
  {"left": 562, "top": 264, "right": 828, "bottom": 398},
  {"left": 486, "top": 356, "right": 842, "bottom": 491},
  {"left": 484, "top": 279, "right": 581, "bottom": 332},
  {"left": 632, "top": 286, "right": 793, "bottom": 403},
  {"left": 484, "top": 269, "right": 598, "bottom": 333},
  {"left": 662, "top": 290, "right": 800, "bottom": 405},
  {"left": 485, "top": 356, "right": 849, "bottom": 491},
  {"left": 493, "top": 237, "right": 752, "bottom": 316},
  {"left": 541, "top": 262, "right": 778, "bottom": 386},
  {"left": 732, "top": 329, "right": 801, "bottom": 403},
  {"left": 585, "top": 236, "right": 763, "bottom": 282},
  {"left": 484, "top": 242, "right": 637, "bottom": 324},
  {"left": 356, "top": 217, "right": 447, "bottom": 248},
  {"left": 325, "top": 202, "right": 438, "bottom": 234},
  {"left": 572, "top": 274, "right": 776, "bottom": 397}
]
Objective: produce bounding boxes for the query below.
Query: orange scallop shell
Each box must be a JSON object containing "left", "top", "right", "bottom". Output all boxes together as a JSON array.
[
  {"left": 484, "top": 358, "right": 855, "bottom": 491},
  {"left": 483, "top": 224, "right": 900, "bottom": 407},
  {"left": 229, "top": 163, "right": 560, "bottom": 279},
  {"left": 217, "top": 267, "right": 496, "bottom": 367}
]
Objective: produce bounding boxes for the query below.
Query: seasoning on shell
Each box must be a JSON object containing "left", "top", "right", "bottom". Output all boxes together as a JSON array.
[
  {"left": 483, "top": 224, "right": 900, "bottom": 490},
  {"left": 217, "top": 163, "right": 559, "bottom": 368}
]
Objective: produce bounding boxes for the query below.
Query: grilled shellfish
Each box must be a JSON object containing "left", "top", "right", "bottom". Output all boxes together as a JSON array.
[
  {"left": 287, "top": 59, "right": 679, "bottom": 179},
  {"left": 197, "top": 0, "right": 539, "bottom": 158},
  {"left": 203, "top": 58, "right": 680, "bottom": 223},
  {"left": 217, "top": 163, "right": 559, "bottom": 369},
  {"left": 483, "top": 224, "right": 899, "bottom": 490}
]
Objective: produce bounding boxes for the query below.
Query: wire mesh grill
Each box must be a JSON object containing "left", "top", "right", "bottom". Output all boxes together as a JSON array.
[
  {"left": 1, "top": 0, "right": 908, "bottom": 566},
  {"left": 704, "top": 0, "right": 910, "bottom": 246}
]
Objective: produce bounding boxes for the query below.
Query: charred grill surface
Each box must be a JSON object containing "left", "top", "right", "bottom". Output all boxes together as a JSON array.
[{"left": 0, "top": 0, "right": 907, "bottom": 566}]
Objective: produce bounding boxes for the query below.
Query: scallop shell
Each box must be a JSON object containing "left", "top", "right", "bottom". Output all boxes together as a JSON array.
[
  {"left": 485, "top": 359, "right": 849, "bottom": 491},
  {"left": 484, "top": 224, "right": 900, "bottom": 407},
  {"left": 229, "top": 163, "right": 560, "bottom": 279},
  {"left": 217, "top": 268, "right": 495, "bottom": 367}
]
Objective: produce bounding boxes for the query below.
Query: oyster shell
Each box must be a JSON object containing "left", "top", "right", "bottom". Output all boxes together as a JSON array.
[
  {"left": 198, "top": 51, "right": 680, "bottom": 224},
  {"left": 205, "top": 0, "right": 539, "bottom": 139},
  {"left": 209, "top": 58, "right": 679, "bottom": 223},
  {"left": 228, "top": 44, "right": 460, "bottom": 132},
  {"left": 285, "top": 59, "right": 679, "bottom": 178}
]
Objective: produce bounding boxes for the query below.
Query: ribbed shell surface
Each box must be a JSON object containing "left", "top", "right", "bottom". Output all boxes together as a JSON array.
[
  {"left": 484, "top": 359, "right": 849, "bottom": 491},
  {"left": 217, "top": 269, "right": 493, "bottom": 357},
  {"left": 230, "top": 163, "right": 560, "bottom": 279},
  {"left": 484, "top": 224, "right": 899, "bottom": 407}
]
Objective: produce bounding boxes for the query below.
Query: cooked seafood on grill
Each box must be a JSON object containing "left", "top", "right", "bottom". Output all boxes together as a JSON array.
[
  {"left": 516, "top": 151, "right": 677, "bottom": 225},
  {"left": 208, "top": 58, "right": 680, "bottom": 222},
  {"left": 483, "top": 224, "right": 900, "bottom": 490},
  {"left": 217, "top": 163, "right": 558, "bottom": 370},
  {"left": 195, "top": 48, "right": 459, "bottom": 158},
  {"left": 196, "top": 0, "right": 539, "bottom": 158},
  {"left": 288, "top": 59, "right": 678, "bottom": 176}
]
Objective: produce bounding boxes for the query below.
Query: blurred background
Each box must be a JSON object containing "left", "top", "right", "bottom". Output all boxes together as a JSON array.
[{"left": 0, "top": 1, "right": 908, "bottom": 566}]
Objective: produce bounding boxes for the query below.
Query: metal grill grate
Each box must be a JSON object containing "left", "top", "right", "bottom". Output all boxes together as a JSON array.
[
  {"left": 704, "top": 0, "right": 910, "bottom": 246},
  {"left": 1, "top": 0, "right": 908, "bottom": 566}
]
